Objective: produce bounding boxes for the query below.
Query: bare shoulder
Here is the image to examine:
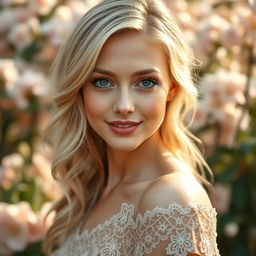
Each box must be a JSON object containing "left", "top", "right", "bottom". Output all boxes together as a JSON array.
[{"left": 137, "top": 169, "right": 213, "bottom": 214}]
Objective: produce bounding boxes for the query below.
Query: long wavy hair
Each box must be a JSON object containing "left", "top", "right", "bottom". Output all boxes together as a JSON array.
[{"left": 43, "top": 0, "right": 213, "bottom": 253}]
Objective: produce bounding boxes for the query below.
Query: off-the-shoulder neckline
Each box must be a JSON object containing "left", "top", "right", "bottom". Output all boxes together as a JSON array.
[{"left": 76, "top": 202, "right": 217, "bottom": 239}]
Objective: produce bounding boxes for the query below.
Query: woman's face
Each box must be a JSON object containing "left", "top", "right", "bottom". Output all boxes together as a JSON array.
[{"left": 83, "top": 30, "right": 174, "bottom": 152}]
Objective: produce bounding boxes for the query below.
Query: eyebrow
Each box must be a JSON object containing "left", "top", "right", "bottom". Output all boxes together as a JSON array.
[{"left": 93, "top": 68, "right": 161, "bottom": 76}]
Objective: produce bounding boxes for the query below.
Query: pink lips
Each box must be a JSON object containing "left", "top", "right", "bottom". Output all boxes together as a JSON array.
[{"left": 106, "top": 120, "right": 142, "bottom": 135}]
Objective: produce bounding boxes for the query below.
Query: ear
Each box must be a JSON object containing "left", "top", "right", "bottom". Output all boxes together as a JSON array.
[{"left": 167, "top": 82, "right": 177, "bottom": 102}]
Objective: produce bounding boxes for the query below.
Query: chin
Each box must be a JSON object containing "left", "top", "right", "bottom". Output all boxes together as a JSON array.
[{"left": 105, "top": 139, "right": 142, "bottom": 152}]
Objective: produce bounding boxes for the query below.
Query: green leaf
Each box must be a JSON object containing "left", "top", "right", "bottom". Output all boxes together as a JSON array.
[
  {"left": 232, "top": 176, "right": 250, "bottom": 210},
  {"left": 14, "top": 242, "right": 45, "bottom": 256},
  {"left": 230, "top": 244, "right": 251, "bottom": 256},
  {"left": 20, "top": 42, "right": 41, "bottom": 62},
  {"left": 216, "top": 164, "right": 237, "bottom": 183}
]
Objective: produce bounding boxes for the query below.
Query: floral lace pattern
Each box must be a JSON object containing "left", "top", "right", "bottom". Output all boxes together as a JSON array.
[{"left": 52, "top": 203, "right": 220, "bottom": 256}]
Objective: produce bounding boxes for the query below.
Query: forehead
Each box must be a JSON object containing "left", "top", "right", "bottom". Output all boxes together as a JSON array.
[{"left": 94, "top": 30, "right": 169, "bottom": 73}]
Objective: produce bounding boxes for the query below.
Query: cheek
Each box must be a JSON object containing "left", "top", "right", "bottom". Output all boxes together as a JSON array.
[
  {"left": 139, "top": 93, "right": 168, "bottom": 120},
  {"left": 83, "top": 90, "right": 109, "bottom": 118}
]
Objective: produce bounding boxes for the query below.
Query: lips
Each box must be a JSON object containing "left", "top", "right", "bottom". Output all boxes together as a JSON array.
[{"left": 106, "top": 120, "right": 142, "bottom": 135}]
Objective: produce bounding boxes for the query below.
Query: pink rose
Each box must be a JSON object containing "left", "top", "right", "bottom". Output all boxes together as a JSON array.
[
  {"left": 0, "top": 203, "right": 30, "bottom": 252},
  {"left": 8, "top": 69, "right": 48, "bottom": 109},
  {"left": 0, "top": 9, "right": 16, "bottom": 33},
  {"left": 0, "top": 59, "right": 18, "bottom": 90},
  {"left": 0, "top": 0, "right": 26, "bottom": 6},
  {"left": 0, "top": 166, "right": 16, "bottom": 189},
  {"left": 27, "top": 0, "right": 57, "bottom": 15},
  {"left": 0, "top": 201, "right": 50, "bottom": 254},
  {"left": 218, "top": 104, "right": 242, "bottom": 147},
  {"left": 165, "top": 0, "right": 188, "bottom": 12},
  {"left": 220, "top": 25, "right": 244, "bottom": 48},
  {"left": 2, "top": 153, "right": 24, "bottom": 168},
  {"left": 188, "top": 1, "right": 211, "bottom": 19},
  {"left": 67, "top": 0, "right": 96, "bottom": 21},
  {"left": 0, "top": 154, "right": 24, "bottom": 189},
  {"left": 224, "top": 222, "right": 239, "bottom": 237},
  {"left": 7, "top": 23, "right": 33, "bottom": 51},
  {"left": 199, "top": 69, "right": 246, "bottom": 111},
  {"left": 197, "top": 14, "right": 229, "bottom": 53},
  {"left": 248, "top": 0, "right": 256, "bottom": 12},
  {"left": 41, "top": 6, "right": 75, "bottom": 46}
]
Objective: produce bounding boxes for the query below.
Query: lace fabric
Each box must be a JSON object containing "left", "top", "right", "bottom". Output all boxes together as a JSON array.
[{"left": 52, "top": 203, "right": 220, "bottom": 256}]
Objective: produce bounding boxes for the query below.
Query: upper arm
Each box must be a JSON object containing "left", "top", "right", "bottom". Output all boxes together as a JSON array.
[{"left": 135, "top": 173, "right": 220, "bottom": 256}]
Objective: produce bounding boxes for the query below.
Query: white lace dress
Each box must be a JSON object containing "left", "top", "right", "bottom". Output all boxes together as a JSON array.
[{"left": 52, "top": 203, "right": 220, "bottom": 256}]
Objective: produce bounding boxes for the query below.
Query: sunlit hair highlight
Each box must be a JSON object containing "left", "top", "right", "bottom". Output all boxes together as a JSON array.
[{"left": 43, "top": 0, "right": 213, "bottom": 253}]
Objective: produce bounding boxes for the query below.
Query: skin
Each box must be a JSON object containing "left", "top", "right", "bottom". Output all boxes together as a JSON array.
[
  {"left": 81, "top": 31, "right": 212, "bottom": 256},
  {"left": 83, "top": 30, "right": 176, "bottom": 193}
]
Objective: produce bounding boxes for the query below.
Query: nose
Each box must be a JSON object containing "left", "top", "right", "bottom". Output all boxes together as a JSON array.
[{"left": 113, "top": 87, "right": 135, "bottom": 115}]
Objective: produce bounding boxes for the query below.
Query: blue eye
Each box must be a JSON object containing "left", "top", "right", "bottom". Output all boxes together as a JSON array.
[
  {"left": 139, "top": 78, "right": 158, "bottom": 89},
  {"left": 92, "top": 78, "right": 111, "bottom": 88}
]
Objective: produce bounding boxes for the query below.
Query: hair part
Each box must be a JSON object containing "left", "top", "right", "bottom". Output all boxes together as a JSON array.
[{"left": 43, "top": 0, "right": 213, "bottom": 253}]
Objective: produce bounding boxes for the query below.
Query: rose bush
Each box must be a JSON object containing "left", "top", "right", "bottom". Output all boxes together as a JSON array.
[{"left": 0, "top": 0, "right": 255, "bottom": 255}]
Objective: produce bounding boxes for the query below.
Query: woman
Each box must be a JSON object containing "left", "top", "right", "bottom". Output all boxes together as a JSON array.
[{"left": 43, "top": 0, "right": 220, "bottom": 255}]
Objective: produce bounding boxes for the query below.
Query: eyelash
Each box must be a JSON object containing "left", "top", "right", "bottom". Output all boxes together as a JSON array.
[
  {"left": 91, "top": 77, "right": 160, "bottom": 89},
  {"left": 91, "top": 78, "right": 113, "bottom": 88}
]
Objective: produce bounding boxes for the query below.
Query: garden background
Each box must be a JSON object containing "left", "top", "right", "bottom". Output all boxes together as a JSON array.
[{"left": 0, "top": 0, "right": 255, "bottom": 255}]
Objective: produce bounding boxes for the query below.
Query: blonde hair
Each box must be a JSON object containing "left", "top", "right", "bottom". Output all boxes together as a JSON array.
[{"left": 43, "top": 0, "right": 213, "bottom": 253}]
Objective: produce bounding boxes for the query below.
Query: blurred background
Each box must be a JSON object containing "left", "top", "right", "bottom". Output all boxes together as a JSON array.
[{"left": 0, "top": 0, "right": 255, "bottom": 255}]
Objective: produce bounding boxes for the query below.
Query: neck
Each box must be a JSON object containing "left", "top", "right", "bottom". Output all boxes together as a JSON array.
[{"left": 103, "top": 133, "right": 171, "bottom": 194}]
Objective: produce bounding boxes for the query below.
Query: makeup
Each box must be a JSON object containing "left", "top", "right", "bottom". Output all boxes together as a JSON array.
[
  {"left": 106, "top": 121, "right": 142, "bottom": 135},
  {"left": 83, "top": 31, "right": 172, "bottom": 151}
]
